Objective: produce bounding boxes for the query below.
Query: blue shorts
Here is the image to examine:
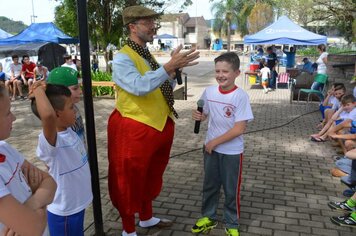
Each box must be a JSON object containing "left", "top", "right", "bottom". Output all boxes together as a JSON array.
[
  {"left": 351, "top": 121, "right": 356, "bottom": 134},
  {"left": 0, "top": 72, "right": 5, "bottom": 81},
  {"left": 336, "top": 157, "right": 352, "bottom": 175},
  {"left": 47, "top": 209, "right": 85, "bottom": 236},
  {"left": 319, "top": 104, "right": 332, "bottom": 119},
  {"left": 335, "top": 119, "right": 344, "bottom": 126}
]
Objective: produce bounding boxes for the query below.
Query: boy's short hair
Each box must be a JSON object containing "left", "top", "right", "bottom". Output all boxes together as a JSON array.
[
  {"left": 31, "top": 84, "right": 72, "bottom": 119},
  {"left": 341, "top": 94, "right": 355, "bottom": 105},
  {"left": 333, "top": 83, "right": 346, "bottom": 92},
  {"left": 47, "top": 67, "right": 79, "bottom": 87},
  {"left": 214, "top": 52, "right": 240, "bottom": 71},
  {"left": 11, "top": 55, "right": 19, "bottom": 60}
]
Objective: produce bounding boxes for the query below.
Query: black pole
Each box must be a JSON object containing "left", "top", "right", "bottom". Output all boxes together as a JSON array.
[
  {"left": 76, "top": 0, "right": 104, "bottom": 235},
  {"left": 184, "top": 73, "right": 188, "bottom": 100}
]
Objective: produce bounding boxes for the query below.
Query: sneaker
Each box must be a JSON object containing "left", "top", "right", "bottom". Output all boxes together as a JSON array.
[
  {"left": 19, "top": 96, "right": 26, "bottom": 101},
  {"left": 225, "top": 228, "right": 239, "bottom": 236},
  {"left": 330, "top": 212, "right": 356, "bottom": 228},
  {"left": 267, "top": 88, "right": 272, "bottom": 91},
  {"left": 328, "top": 200, "right": 356, "bottom": 212},
  {"left": 191, "top": 217, "right": 218, "bottom": 234}
]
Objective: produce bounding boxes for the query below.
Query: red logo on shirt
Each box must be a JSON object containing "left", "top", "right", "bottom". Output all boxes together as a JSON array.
[
  {"left": 0, "top": 153, "right": 6, "bottom": 163},
  {"left": 223, "top": 106, "right": 234, "bottom": 118}
]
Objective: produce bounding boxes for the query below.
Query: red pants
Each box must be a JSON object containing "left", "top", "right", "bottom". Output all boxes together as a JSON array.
[{"left": 107, "top": 110, "right": 174, "bottom": 233}]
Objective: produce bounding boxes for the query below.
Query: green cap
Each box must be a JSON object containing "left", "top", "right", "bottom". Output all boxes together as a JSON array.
[
  {"left": 122, "top": 5, "right": 160, "bottom": 25},
  {"left": 47, "top": 67, "right": 78, "bottom": 87}
]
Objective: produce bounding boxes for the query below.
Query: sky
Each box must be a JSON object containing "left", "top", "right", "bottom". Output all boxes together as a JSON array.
[
  {"left": 0, "top": 0, "right": 213, "bottom": 27},
  {"left": 1, "top": 0, "right": 59, "bottom": 26},
  {"left": 174, "top": 0, "right": 214, "bottom": 19}
]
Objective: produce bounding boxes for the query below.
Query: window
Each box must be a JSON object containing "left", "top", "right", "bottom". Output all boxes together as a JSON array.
[{"left": 186, "top": 27, "right": 195, "bottom": 33}]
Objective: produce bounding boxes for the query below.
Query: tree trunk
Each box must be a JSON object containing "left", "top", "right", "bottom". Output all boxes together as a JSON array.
[{"left": 227, "top": 21, "right": 231, "bottom": 52}]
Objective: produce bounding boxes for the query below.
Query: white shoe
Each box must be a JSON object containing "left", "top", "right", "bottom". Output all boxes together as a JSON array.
[{"left": 267, "top": 88, "right": 272, "bottom": 91}]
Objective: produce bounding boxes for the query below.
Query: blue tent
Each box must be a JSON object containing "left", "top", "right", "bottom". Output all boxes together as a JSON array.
[
  {"left": 0, "top": 28, "right": 12, "bottom": 39},
  {"left": 244, "top": 16, "right": 327, "bottom": 45},
  {"left": 0, "top": 22, "right": 78, "bottom": 45},
  {"left": 154, "top": 34, "right": 177, "bottom": 39}
]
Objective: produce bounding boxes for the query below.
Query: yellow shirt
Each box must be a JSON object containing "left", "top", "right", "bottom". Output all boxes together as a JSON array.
[{"left": 115, "top": 45, "right": 174, "bottom": 131}]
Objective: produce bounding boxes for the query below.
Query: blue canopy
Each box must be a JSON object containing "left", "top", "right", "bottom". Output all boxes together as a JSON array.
[
  {"left": 244, "top": 16, "right": 327, "bottom": 45},
  {"left": 0, "top": 28, "right": 12, "bottom": 39},
  {"left": 0, "top": 22, "right": 78, "bottom": 45},
  {"left": 154, "top": 34, "right": 177, "bottom": 39}
]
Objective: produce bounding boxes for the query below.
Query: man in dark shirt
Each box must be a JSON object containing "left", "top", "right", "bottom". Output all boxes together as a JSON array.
[{"left": 266, "top": 46, "right": 278, "bottom": 89}]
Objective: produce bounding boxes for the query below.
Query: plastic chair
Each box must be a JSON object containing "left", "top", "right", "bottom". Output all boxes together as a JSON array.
[
  {"left": 297, "top": 74, "right": 328, "bottom": 104},
  {"left": 276, "top": 72, "right": 290, "bottom": 89}
]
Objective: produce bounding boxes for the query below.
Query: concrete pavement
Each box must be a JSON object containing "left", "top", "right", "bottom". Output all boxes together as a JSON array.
[{"left": 7, "top": 61, "right": 356, "bottom": 236}]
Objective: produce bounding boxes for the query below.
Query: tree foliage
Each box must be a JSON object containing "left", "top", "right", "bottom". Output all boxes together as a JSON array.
[
  {"left": 312, "top": 0, "right": 355, "bottom": 43},
  {"left": 247, "top": 2, "right": 273, "bottom": 34},
  {"left": 208, "top": 0, "right": 354, "bottom": 44},
  {"left": 210, "top": 0, "right": 242, "bottom": 51},
  {"left": 54, "top": 0, "right": 188, "bottom": 51},
  {"left": 273, "top": 0, "right": 355, "bottom": 43},
  {"left": 0, "top": 16, "right": 27, "bottom": 35}
]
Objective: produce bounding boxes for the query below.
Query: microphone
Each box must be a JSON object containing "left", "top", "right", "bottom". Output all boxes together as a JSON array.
[
  {"left": 194, "top": 99, "right": 205, "bottom": 134},
  {"left": 175, "top": 68, "right": 182, "bottom": 85}
]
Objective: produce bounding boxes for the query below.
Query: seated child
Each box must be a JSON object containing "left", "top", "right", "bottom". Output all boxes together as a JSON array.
[
  {"left": 0, "top": 84, "right": 56, "bottom": 236},
  {"left": 320, "top": 83, "right": 345, "bottom": 121},
  {"left": 311, "top": 94, "right": 356, "bottom": 142},
  {"left": 31, "top": 81, "right": 92, "bottom": 236}
]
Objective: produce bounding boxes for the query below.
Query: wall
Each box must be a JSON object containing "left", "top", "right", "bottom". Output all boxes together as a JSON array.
[{"left": 327, "top": 54, "right": 356, "bottom": 94}]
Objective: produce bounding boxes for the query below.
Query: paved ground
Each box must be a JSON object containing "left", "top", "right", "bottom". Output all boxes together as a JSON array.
[{"left": 7, "top": 63, "right": 356, "bottom": 236}]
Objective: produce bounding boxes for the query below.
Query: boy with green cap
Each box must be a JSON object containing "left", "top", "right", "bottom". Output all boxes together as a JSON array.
[{"left": 47, "top": 67, "right": 86, "bottom": 145}]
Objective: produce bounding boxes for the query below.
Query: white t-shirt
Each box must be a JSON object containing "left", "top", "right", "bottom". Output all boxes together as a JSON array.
[
  {"left": 327, "top": 96, "right": 337, "bottom": 106},
  {"left": 0, "top": 141, "right": 32, "bottom": 231},
  {"left": 328, "top": 96, "right": 340, "bottom": 110},
  {"left": 10, "top": 63, "right": 22, "bottom": 77},
  {"left": 36, "top": 128, "right": 92, "bottom": 216},
  {"left": 316, "top": 52, "right": 328, "bottom": 74},
  {"left": 61, "top": 63, "right": 77, "bottom": 71},
  {"left": 201, "top": 85, "right": 254, "bottom": 155},
  {"left": 340, "top": 107, "right": 356, "bottom": 120},
  {"left": 260, "top": 67, "right": 270, "bottom": 81}
]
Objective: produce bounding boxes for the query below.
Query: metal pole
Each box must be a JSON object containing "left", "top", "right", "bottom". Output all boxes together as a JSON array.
[
  {"left": 76, "top": 0, "right": 104, "bottom": 235},
  {"left": 31, "top": 0, "right": 36, "bottom": 23},
  {"left": 182, "top": 73, "right": 188, "bottom": 100}
]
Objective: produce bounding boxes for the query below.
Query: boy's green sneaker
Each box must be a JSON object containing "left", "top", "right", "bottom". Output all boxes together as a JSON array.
[
  {"left": 191, "top": 217, "right": 218, "bottom": 234},
  {"left": 225, "top": 228, "right": 239, "bottom": 236},
  {"left": 328, "top": 200, "right": 356, "bottom": 212},
  {"left": 330, "top": 212, "right": 356, "bottom": 228}
]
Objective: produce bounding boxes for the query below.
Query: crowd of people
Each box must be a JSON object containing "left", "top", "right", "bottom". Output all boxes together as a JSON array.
[{"left": 0, "top": 53, "right": 104, "bottom": 102}]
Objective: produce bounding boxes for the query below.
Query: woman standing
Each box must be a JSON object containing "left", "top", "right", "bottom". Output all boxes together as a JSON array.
[
  {"left": 311, "top": 44, "right": 328, "bottom": 98},
  {"left": 316, "top": 44, "right": 328, "bottom": 75}
]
